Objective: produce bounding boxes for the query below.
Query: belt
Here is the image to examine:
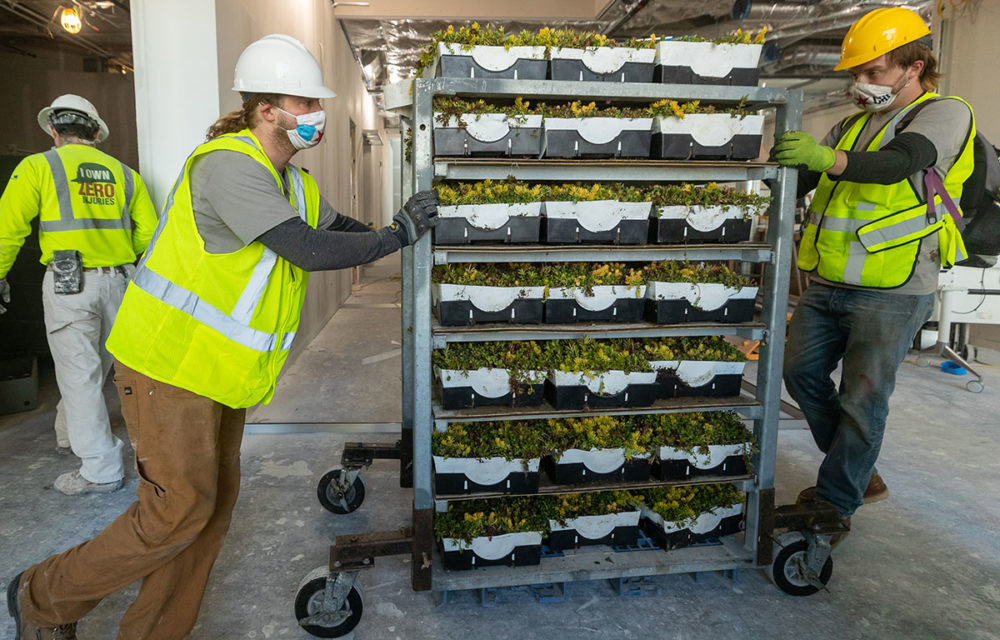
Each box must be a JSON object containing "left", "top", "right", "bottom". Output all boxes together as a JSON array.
[{"left": 46, "top": 264, "right": 129, "bottom": 277}]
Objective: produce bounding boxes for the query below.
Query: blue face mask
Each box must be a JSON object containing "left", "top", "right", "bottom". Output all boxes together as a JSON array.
[{"left": 274, "top": 106, "right": 326, "bottom": 149}]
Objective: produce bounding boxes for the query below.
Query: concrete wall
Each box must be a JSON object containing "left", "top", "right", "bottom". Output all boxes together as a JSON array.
[
  {"left": 213, "top": 0, "right": 390, "bottom": 362},
  {"left": 936, "top": 4, "right": 1000, "bottom": 353},
  {"left": 0, "top": 48, "right": 138, "bottom": 166},
  {"left": 938, "top": 3, "right": 1000, "bottom": 140}
]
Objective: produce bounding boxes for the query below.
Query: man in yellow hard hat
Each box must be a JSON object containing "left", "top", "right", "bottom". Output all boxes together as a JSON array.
[
  {"left": 6, "top": 34, "right": 437, "bottom": 639},
  {"left": 0, "top": 95, "right": 158, "bottom": 496},
  {"left": 774, "top": 8, "right": 975, "bottom": 530}
]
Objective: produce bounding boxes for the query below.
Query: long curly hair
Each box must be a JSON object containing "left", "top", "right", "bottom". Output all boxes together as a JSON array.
[{"left": 205, "top": 93, "right": 283, "bottom": 140}]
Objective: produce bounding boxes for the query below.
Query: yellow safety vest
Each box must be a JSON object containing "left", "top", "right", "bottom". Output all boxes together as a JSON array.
[
  {"left": 798, "top": 93, "right": 976, "bottom": 289},
  {"left": 106, "top": 130, "right": 320, "bottom": 408},
  {"left": 0, "top": 143, "right": 155, "bottom": 274}
]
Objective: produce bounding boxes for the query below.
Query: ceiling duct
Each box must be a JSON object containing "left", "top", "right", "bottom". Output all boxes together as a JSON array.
[{"left": 764, "top": 44, "right": 842, "bottom": 72}]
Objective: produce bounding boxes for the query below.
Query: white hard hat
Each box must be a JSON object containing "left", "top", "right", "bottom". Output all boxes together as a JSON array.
[
  {"left": 232, "top": 34, "right": 336, "bottom": 99},
  {"left": 37, "top": 94, "right": 109, "bottom": 142}
]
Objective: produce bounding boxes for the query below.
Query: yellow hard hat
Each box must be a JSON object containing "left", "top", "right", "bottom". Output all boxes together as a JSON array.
[{"left": 834, "top": 7, "right": 931, "bottom": 71}]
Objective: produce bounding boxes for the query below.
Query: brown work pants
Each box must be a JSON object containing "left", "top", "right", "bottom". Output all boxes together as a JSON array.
[{"left": 19, "top": 361, "right": 246, "bottom": 640}]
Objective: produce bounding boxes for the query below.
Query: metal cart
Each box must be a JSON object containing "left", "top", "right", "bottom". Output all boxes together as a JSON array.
[{"left": 295, "top": 78, "right": 845, "bottom": 638}]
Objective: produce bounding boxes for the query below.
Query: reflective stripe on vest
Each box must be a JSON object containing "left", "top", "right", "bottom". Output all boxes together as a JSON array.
[
  {"left": 798, "top": 93, "right": 976, "bottom": 287},
  {"left": 857, "top": 205, "right": 939, "bottom": 252},
  {"left": 39, "top": 149, "right": 133, "bottom": 232},
  {"left": 129, "top": 138, "right": 307, "bottom": 353}
]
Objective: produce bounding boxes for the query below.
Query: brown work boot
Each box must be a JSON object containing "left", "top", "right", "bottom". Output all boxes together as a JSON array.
[
  {"left": 7, "top": 572, "right": 78, "bottom": 640},
  {"left": 796, "top": 473, "right": 889, "bottom": 505}
]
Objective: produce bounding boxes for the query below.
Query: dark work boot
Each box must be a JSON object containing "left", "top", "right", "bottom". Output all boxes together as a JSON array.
[
  {"left": 796, "top": 473, "right": 889, "bottom": 505},
  {"left": 7, "top": 572, "right": 78, "bottom": 640}
]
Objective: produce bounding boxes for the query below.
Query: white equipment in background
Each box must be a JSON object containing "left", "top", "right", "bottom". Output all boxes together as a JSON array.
[{"left": 923, "top": 263, "right": 1000, "bottom": 392}]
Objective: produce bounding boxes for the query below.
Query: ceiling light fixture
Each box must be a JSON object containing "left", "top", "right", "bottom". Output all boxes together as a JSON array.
[
  {"left": 331, "top": 2, "right": 371, "bottom": 7},
  {"left": 60, "top": 6, "right": 83, "bottom": 34}
]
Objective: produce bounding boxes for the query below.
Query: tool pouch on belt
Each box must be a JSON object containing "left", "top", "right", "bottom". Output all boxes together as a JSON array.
[{"left": 51, "top": 249, "right": 83, "bottom": 295}]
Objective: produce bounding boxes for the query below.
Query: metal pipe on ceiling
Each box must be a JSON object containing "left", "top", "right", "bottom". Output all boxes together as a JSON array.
[
  {"left": 0, "top": 1, "right": 132, "bottom": 70},
  {"left": 764, "top": 44, "right": 841, "bottom": 71}
]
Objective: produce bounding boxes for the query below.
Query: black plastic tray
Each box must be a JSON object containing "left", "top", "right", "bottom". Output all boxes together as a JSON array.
[
  {"left": 644, "top": 297, "right": 755, "bottom": 324},
  {"left": 652, "top": 454, "right": 749, "bottom": 481},
  {"left": 545, "top": 381, "right": 659, "bottom": 410},
  {"left": 544, "top": 130, "right": 653, "bottom": 159},
  {"left": 655, "top": 65, "right": 760, "bottom": 87},
  {"left": 654, "top": 370, "right": 743, "bottom": 399},
  {"left": 438, "top": 55, "right": 548, "bottom": 80},
  {"left": 545, "top": 456, "right": 651, "bottom": 485},
  {"left": 442, "top": 543, "right": 543, "bottom": 571},
  {"left": 544, "top": 218, "right": 649, "bottom": 245},
  {"left": 550, "top": 60, "right": 654, "bottom": 83},
  {"left": 437, "top": 299, "right": 544, "bottom": 326},
  {"left": 545, "top": 298, "right": 645, "bottom": 323},
  {"left": 653, "top": 133, "right": 762, "bottom": 161},
  {"left": 440, "top": 382, "right": 546, "bottom": 410},
  {"left": 434, "top": 127, "right": 543, "bottom": 157},
  {"left": 652, "top": 218, "right": 753, "bottom": 244},
  {"left": 640, "top": 512, "right": 744, "bottom": 551},
  {"left": 434, "top": 216, "right": 541, "bottom": 245},
  {"left": 435, "top": 469, "right": 540, "bottom": 495},
  {"left": 546, "top": 524, "right": 640, "bottom": 551}
]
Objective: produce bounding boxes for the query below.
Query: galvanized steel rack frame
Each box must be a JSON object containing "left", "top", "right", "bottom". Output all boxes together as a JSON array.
[
  {"left": 308, "top": 79, "right": 804, "bottom": 613},
  {"left": 388, "top": 77, "right": 805, "bottom": 594}
]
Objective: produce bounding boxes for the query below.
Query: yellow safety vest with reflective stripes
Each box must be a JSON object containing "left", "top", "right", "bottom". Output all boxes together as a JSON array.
[
  {"left": 106, "top": 130, "right": 320, "bottom": 408},
  {"left": 798, "top": 93, "right": 976, "bottom": 289},
  {"left": 0, "top": 144, "right": 156, "bottom": 275}
]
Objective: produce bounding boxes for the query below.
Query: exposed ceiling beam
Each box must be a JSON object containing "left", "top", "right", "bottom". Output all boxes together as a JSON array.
[
  {"left": 330, "top": 0, "right": 607, "bottom": 20},
  {"left": 0, "top": 1, "right": 133, "bottom": 70}
]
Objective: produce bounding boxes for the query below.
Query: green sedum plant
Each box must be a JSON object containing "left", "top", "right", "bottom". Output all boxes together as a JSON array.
[
  {"left": 435, "top": 179, "right": 546, "bottom": 206},
  {"left": 643, "top": 261, "right": 751, "bottom": 289},
  {"left": 433, "top": 96, "right": 536, "bottom": 127},
  {"left": 639, "top": 337, "right": 746, "bottom": 362},
  {"left": 641, "top": 484, "right": 744, "bottom": 523},
  {"left": 543, "top": 338, "right": 653, "bottom": 374},
  {"left": 647, "top": 182, "right": 771, "bottom": 210},
  {"left": 433, "top": 420, "right": 550, "bottom": 461},
  {"left": 433, "top": 263, "right": 549, "bottom": 287},
  {"left": 546, "top": 415, "right": 653, "bottom": 459},
  {"left": 544, "top": 490, "right": 643, "bottom": 526},
  {"left": 434, "top": 496, "right": 549, "bottom": 542},
  {"left": 647, "top": 97, "right": 754, "bottom": 119},
  {"left": 634, "top": 411, "right": 755, "bottom": 453}
]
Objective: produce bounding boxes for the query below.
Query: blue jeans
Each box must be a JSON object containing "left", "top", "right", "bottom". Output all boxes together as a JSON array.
[{"left": 783, "top": 283, "right": 934, "bottom": 517}]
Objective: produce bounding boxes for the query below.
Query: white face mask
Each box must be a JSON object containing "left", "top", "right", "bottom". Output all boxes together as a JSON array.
[
  {"left": 847, "top": 71, "right": 911, "bottom": 113},
  {"left": 274, "top": 105, "right": 326, "bottom": 149}
]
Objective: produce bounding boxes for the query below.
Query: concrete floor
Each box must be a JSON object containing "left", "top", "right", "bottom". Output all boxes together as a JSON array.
[{"left": 2, "top": 257, "right": 1000, "bottom": 640}]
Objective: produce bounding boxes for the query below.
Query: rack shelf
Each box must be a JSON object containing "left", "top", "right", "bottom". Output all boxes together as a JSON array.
[
  {"left": 433, "top": 158, "right": 779, "bottom": 182},
  {"left": 431, "top": 537, "right": 754, "bottom": 592},
  {"left": 434, "top": 243, "right": 773, "bottom": 265},
  {"left": 427, "top": 77, "right": 788, "bottom": 105},
  {"left": 432, "top": 395, "right": 762, "bottom": 424},
  {"left": 433, "top": 474, "right": 755, "bottom": 505},
  {"left": 432, "top": 320, "right": 767, "bottom": 346}
]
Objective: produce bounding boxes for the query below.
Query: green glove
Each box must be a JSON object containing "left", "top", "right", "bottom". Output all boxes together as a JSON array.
[{"left": 772, "top": 130, "right": 836, "bottom": 172}]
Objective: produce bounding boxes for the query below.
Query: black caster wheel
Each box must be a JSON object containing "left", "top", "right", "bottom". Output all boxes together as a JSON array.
[
  {"left": 317, "top": 469, "right": 366, "bottom": 514},
  {"left": 772, "top": 539, "right": 833, "bottom": 596},
  {"left": 295, "top": 567, "right": 363, "bottom": 638}
]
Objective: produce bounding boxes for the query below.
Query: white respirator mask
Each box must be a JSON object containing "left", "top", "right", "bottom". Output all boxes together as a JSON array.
[
  {"left": 847, "top": 83, "right": 899, "bottom": 112},
  {"left": 847, "top": 70, "right": 912, "bottom": 113},
  {"left": 274, "top": 106, "right": 326, "bottom": 149}
]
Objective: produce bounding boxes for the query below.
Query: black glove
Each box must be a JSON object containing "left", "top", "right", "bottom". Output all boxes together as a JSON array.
[
  {"left": 390, "top": 190, "right": 438, "bottom": 246},
  {"left": 0, "top": 278, "right": 10, "bottom": 314}
]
